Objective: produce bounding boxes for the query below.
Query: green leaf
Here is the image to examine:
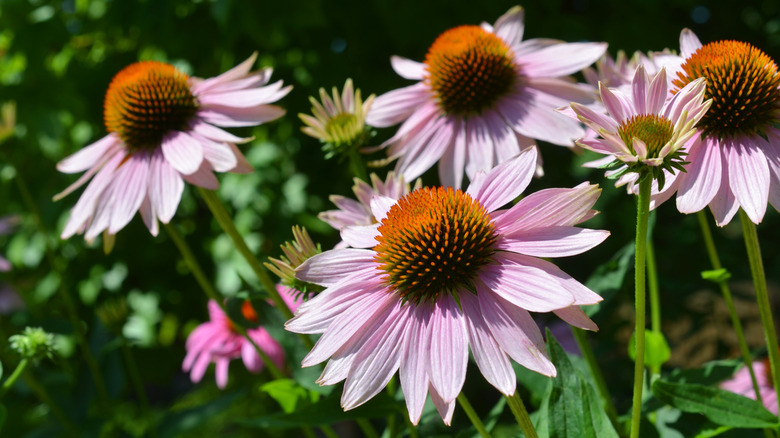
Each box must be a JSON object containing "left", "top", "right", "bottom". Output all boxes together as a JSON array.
[
  {"left": 0, "top": 404, "right": 5, "bottom": 433},
  {"left": 159, "top": 391, "right": 244, "bottom": 438},
  {"left": 665, "top": 358, "right": 743, "bottom": 386},
  {"left": 652, "top": 380, "right": 778, "bottom": 428},
  {"left": 238, "top": 390, "right": 401, "bottom": 429},
  {"left": 260, "top": 378, "right": 318, "bottom": 413},
  {"left": 627, "top": 330, "right": 671, "bottom": 368},
  {"left": 546, "top": 330, "right": 620, "bottom": 438},
  {"left": 701, "top": 268, "right": 732, "bottom": 284}
]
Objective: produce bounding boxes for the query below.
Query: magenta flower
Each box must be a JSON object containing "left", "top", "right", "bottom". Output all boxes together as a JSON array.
[
  {"left": 720, "top": 359, "right": 778, "bottom": 414},
  {"left": 55, "top": 53, "right": 291, "bottom": 239},
  {"left": 653, "top": 30, "right": 780, "bottom": 225},
  {"left": 571, "top": 65, "right": 710, "bottom": 191},
  {"left": 287, "top": 147, "right": 608, "bottom": 425},
  {"left": 183, "top": 286, "right": 300, "bottom": 389},
  {"left": 366, "top": 6, "right": 606, "bottom": 188}
]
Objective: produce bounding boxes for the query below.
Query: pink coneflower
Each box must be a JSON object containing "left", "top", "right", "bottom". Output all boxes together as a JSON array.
[
  {"left": 287, "top": 147, "right": 608, "bottom": 424},
  {"left": 571, "top": 65, "right": 710, "bottom": 191},
  {"left": 183, "top": 286, "right": 300, "bottom": 389},
  {"left": 721, "top": 358, "right": 778, "bottom": 414},
  {"left": 366, "top": 6, "right": 606, "bottom": 188},
  {"left": 319, "top": 172, "right": 417, "bottom": 239},
  {"left": 55, "top": 53, "right": 291, "bottom": 239},
  {"left": 653, "top": 30, "right": 780, "bottom": 225}
]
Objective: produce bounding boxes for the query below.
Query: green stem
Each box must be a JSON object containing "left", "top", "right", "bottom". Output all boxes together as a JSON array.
[
  {"left": 12, "top": 169, "right": 110, "bottom": 405},
  {"left": 457, "top": 393, "right": 492, "bottom": 438},
  {"left": 198, "top": 190, "right": 297, "bottom": 311},
  {"left": 506, "top": 392, "right": 537, "bottom": 438},
  {"left": 348, "top": 147, "right": 368, "bottom": 182},
  {"left": 571, "top": 328, "right": 622, "bottom": 435},
  {"left": 739, "top": 209, "right": 780, "bottom": 416},
  {"left": 386, "top": 378, "right": 398, "bottom": 438},
  {"left": 697, "top": 211, "right": 762, "bottom": 403},
  {"left": 119, "top": 339, "right": 156, "bottom": 437},
  {"left": 646, "top": 237, "right": 662, "bottom": 397},
  {"left": 630, "top": 177, "right": 651, "bottom": 438},
  {"left": 356, "top": 418, "right": 380, "bottom": 438},
  {"left": 163, "top": 222, "right": 285, "bottom": 380},
  {"left": 0, "top": 358, "right": 28, "bottom": 400}
]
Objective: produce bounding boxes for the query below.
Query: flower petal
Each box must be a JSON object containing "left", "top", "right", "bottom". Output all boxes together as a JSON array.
[
  {"left": 162, "top": 131, "right": 204, "bottom": 175},
  {"left": 366, "top": 83, "right": 431, "bottom": 128},
  {"left": 480, "top": 253, "right": 575, "bottom": 312},
  {"left": 676, "top": 135, "right": 721, "bottom": 214},
  {"left": 57, "top": 134, "right": 121, "bottom": 173},
  {"left": 497, "top": 226, "right": 610, "bottom": 257},
  {"left": 296, "top": 248, "right": 377, "bottom": 287},
  {"left": 391, "top": 56, "right": 426, "bottom": 80},
  {"left": 426, "top": 294, "right": 468, "bottom": 403},
  {"left": 466, "top": 146, "right": 537, "bottom": 212},
  {"left": 727, "top": 137, "right": 769, "bottom": 224},
  {"left": 518, "top": 42, "right": 607, "bottom": 78}
]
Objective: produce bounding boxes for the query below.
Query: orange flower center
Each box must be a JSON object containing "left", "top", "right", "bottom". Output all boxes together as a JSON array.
[
  {"left": 104, "top": 61, "right": 198, "bottom": 151},
  {"left": 373, "top": 187, "right": 497, "bottom": 303},
  {"left": 425, "top": 25, "right": 517, "bottom": 117},
  {"left": 618, "top": 114, "right": 674, "bottom": 157},
  {"left": 673, "top": 40, "right": 780, "bottom": 139}
]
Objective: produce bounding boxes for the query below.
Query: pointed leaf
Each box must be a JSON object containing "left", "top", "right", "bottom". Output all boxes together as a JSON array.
[
  {"left": 652, "top": 380, "right": 779, "bottom": 428},
  {"left": 547, "top": 330, "right": 620, "bottom": 438}
]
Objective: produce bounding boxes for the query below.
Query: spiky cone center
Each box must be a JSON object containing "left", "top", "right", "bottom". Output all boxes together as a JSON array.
[
  {"left": 424, "top": 25, "right": 517, "bottom": 117},
  {"left": 673, "top": 40, "right": 780, "bottom": 139},
  {"left": 618, "top": 114, "right": 674, "bottom": 158},
  {"left": 373, "top": 187, "right": 498, "bottom": 304},
  {"left": 104, "top": 61, "right": 198, "bottom": 151}
]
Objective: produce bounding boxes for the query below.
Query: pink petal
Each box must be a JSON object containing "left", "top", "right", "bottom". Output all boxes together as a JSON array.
[
  {"left": 399, "top": 303, "right": 432, "bottom": 425},
  {"left": 295, "top": 248, "right": 377, "bottom": 287},
  {"left": 429, "top": 384, "right": 456, "bottom": 425},
  {"left": 340, "top": 224, "right": 380, "bottom": 248},
  {"left": 366, "top": 83, "right": 432, "bottom": 128},
  {"left": 215, "top": 359, "right": 230, "bottom": 389},
  {"left": 498, "top": 226, "right": 609, "bottom": 257},
  {"left": 680, "top": 29, "right": 703, "bottom": 59},
  {"left": 191, "top": 53, "right": 258, "bottom": 95},
  {"left": 197, "top": 105, "right": 286, "bottom": 127},
  {"left": 370, "top": 195, "right": 397, "bottom": 222},
  {"left": 708, "top": 162, "right": 739, "bottom": 226},
  {"left": 518, "top": 42, "right": 607, "bottom": 78},
  {"left": 397, "top": 117, "right": 453, "bottom": 181},
  {"left": 341, "top": 304, "right": 407, "bottom": 410},
  {"left": 493, "top": 183, "right": 601, "bottom": 233},
  {"left": 676, "top": 135, "right": 721, "bottom": 214},
  {"left": 194, "top": 134, "right": 239, "bottom": 172},
  {"left": 148, "top": 150, "right": 185, "bottom": 223},
  {"left": 466, "top": 146, "right": 537, "bottom": 212},
  {"left": 162, "top": 131, "right": 204, "bottom": 175},
  {"left": 554, "top": 306, "right": 598, "bottom": 331},
  {"left": 631, "top": 65, "right": 650, "bottom": 114},
  {"left": 476, "top": 282, "right": 556, "bottom": 376},
  {"left": 460, "top": 293, "right": 516, "bottom": 395},
  {"left": 480, "top": 253, "right": 575, "bottom": 312},
  {"left": 182, "top": 162, "right": 219, "bottom": 190},
  {"left": 438, "top": 119, "right": 466, "bottom": 188},
  {"left": 57, "top": 134, "right": 121, "bottom": 173},
  {"left": 492, "top": 6, "right": 525, "bottom": 48},
  {"left": 108, "top": 153, "right": 150, "bottom": 234},
  {"left": 646, "top": 67, "right": 668, "bottom": 115},
  {"left": 391, "top": 56, "right": 425, "bottom": 80},
  {"left": 426, "top": 294, "right": 468, "bottom": 403},
  {"left": 501, "top": 88, "right": 584, "bottom": 146},
  {"left": 199, "top": 81, "right": 291, "bottom": 108},
  {"left": 727, "top": 138, "right": 769, "bottom": 224}
]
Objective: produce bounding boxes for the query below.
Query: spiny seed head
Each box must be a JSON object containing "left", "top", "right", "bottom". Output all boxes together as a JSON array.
[
  {"left": 425, "top": 25, "right": 517, "bottom": 117},
  {"left": 673, "top": 40, "right": 780, "bottom": 139},
  {"left": 618, "top": 114, "right": 674, "bottom": 157},
  {"left": 373, "top": 187, "right": 498, "bottom": 304},
  {"left": 104, "top": 61, "right": 198, "bottom": 151}
]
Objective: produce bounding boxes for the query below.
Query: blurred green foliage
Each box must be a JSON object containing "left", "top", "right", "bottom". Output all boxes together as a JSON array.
[{"left": 0, "top": 0, "right": 779, "bottom": 436}]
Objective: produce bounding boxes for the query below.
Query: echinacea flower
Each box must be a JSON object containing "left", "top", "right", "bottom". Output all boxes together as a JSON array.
[
  {"left": 318, "top": 172, "right": 417, "bottom": 237},
  {"left": 571, "top": 65, "right": 710, "bottom": 190},
  {"left": 299, "top": 79, "right": 375, "bottom": 157},
  {"left": 720, "top": 358, "right": 778, "bottom": 414},
  {"left": 287, "top": 147, "right": 608, "bottom": 424},
  {"left": 183, "top": 286, "right": 300, "bottom": 389},
  {"left": 652, "top": 30, "right": 780, "bottom": 225},
  {"left": 366, "top": 6, "right": 606, "bottom": 188},
  {"left": 55, "top": 53, "right": 291, "bottom": 240},
  {"left": 583, "top": 49, "right": 675, "bottom": 94}
]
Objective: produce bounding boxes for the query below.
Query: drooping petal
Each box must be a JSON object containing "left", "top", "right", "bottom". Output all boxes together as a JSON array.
[
  {"left": 476, "top": 281, "right": 556, "bottom": 377},
  {"left": 340, "top": 224, "right": 380, "bottom": 249},
  {"left": 676, "top": 136, "right": 721, "bottom": 214},
  {"left": 426, "top": 294, "right": 468, "bottom": 403},
  {"left": 460, "top": 293, "right": 516, "bottom": 395},
  {"left": 518, "top": 42, "right": 607, "bottom": 78},
  {"left": 554, "top": 306, "right": 598, "bottom": 331},
  {"left": 57, "top": 134, "right": 121, "bottom": 173},
  {"left": 497, "top": 227, "right": 610, "bottom": 258},
  {"left": 161, "top": 131, "right": 204, "bottom": 175},
  {"left": 366, "top": 83, "right": 432, "bottom": 128},
  {"left": 148, "top": 149, "right": 185, "bottom": 223},
  {"left": 480, "top": 253, "right": 575, "bottom": 312},
  {"left": 726, "top": 138, "right": 769, "bottom": 224},
  {"left": 399, "top": 303, "right": 432, "bottom": 425},
  {"left": 108, "top": 152, "right": 150, "bottom": 234},
  {"left": 493, "top": 183, "right": 601, "bottom": 233}
]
